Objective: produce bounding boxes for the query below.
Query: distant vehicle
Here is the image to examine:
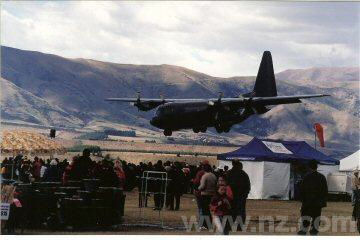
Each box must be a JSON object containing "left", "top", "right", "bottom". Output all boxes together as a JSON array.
[{"left": 106, "top": 51, "right": 329, "bottom": 136}]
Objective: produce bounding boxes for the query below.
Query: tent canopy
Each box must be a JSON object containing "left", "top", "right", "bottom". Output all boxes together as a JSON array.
[
  {"left": 217, "top": 137, "right": 338, "bottom": 165},
  {"left": 339, "top": 150, "right": 360, "bottom": 171}
]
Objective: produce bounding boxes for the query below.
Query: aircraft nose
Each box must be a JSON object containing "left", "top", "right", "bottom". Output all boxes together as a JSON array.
[{"left": 150, "top": 117, "right": 161, "bottom": 127}]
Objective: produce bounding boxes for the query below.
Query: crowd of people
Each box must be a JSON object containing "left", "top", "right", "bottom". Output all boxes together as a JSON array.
[
  {"left": 1, "top": 150, "right": 359, "bottom": 235},
  {"left": 1, "top": 150, "right": 127, "bottom": 189}
]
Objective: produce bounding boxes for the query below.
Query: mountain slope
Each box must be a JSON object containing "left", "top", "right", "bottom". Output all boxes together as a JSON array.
[
  {"left": 1, "top": 77, "right": 83, "bottom": 127},
  {"left": 1, "top": 46, "right": 359, "bottom": 149}
]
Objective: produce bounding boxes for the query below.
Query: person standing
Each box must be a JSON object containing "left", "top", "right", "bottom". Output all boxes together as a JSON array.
[
  {"left": 40, "top": 160, "right": 47, "bottom": 180},
  {"left": 198, "top": 164, "right": 217, "bottom": 229},
  {"left": 69, "top": 149, "right": 94, "bottom": 180},
  {"left": 32, "top": 157, "right": 42, "bottom": 181},
  {"left": 168, "top": 162, "right": 186, "bottom": 210},
  {"left": 227, "top": 160, "right": 250, "bottom": 230},
  {"left": 152, "top": 160, "right": 165, "bottom": 210},
  {"left": 192, "top": 160, "right": 208, "bottom": 218},
  {"left": 223, "top": 166, "right": 229, "bottom": 176},
  {"left": 43, "top": 160, "right": 61, "bottom": 182},
  {"left": 352, "top": 171, "right": 360, "bottom": 205},
  {"left": 210, "top": 185, "right": 232, "bottom": 235},
  {"left": 114, "top": 160, "right": 126, "bottom": 190},
  {"left": 352, "top": 170, "right": 360, "bottom": 233},
  {"left": 298, "top": 160, "right": 328, "bottom": 236}
]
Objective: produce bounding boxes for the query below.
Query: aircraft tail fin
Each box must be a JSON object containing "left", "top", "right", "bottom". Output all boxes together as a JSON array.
[{"left": 244, "top": 51, "right": 277, "bottom": 97}]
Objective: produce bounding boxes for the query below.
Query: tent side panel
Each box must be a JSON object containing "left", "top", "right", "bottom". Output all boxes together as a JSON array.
[
  {"left": 218, "top": 160, "right": 233, "bottom": 170},
  {"left": 242, "top": 161, "right": 264, "bottom": 200},
  {"left": 318, "top": 165, "right": 339, "bottom": 180},
  {"left": 262, "top": 162, "right": 290, "bottom": 200},
  {"left": 339, "top": 151, "right": 360, "bottom": 171},
  {"left": 218, "top": 160, "right": 264, "bottom": 199}
]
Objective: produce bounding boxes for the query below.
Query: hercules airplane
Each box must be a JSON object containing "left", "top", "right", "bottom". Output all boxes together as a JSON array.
[{"left": 106, "top": 51, "right": 329, "bottom": 136}]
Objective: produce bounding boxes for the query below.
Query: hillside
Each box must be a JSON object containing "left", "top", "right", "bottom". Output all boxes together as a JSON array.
[{"left": 1, "top": 46, "right": 359, "bottom": 151}]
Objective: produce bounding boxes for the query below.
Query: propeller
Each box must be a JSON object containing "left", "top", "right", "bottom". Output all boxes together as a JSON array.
[
  {"left": 209, "top": 91, "right": 223, "bottom": 106},
  {"left": 159, "top": 92, "right": 165, "bottom": 103},
  {"left": 130, "top": 91, "right": 142, "bottom": 107},
  {"left": 217, "top": 92, "right": 223, "bottom": 103},
  {"left": 136, "top": 91, "right": 141, "bottom": 101}
]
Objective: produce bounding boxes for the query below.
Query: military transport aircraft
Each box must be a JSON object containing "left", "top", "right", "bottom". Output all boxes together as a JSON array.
[{"left": 106, "top": 51, "right": 329, "bottom": 136}]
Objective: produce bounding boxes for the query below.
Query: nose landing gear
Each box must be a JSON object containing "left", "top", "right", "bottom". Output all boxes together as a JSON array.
[{"left": 164, "top": 129, "right": 172, "bottom": 136}]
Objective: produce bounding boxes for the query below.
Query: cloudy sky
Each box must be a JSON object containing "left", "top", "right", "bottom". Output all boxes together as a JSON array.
[{"left": 1, "top": 1, "right": 359, "bottom": 77}]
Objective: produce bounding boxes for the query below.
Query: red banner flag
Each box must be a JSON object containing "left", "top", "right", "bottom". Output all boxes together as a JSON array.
[{"left": 314, "top": 123, "right": 325, "bottom": 147}]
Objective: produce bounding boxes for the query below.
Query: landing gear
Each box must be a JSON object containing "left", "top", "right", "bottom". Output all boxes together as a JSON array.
[
  {"left": 200, "top": 127, "right": 207, "bottom": 133},
  {"left": 193, "top": 127, "right": 207, "bottom": 133},
  {"left": 215, "top": 124, "right": 231, "bottom": 133},
  {"left": 164, "top": 129, "right": 172, "bottom": 136}
]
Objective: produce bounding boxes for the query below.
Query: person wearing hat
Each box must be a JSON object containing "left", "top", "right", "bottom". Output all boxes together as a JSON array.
[
  {"left": 298, "top": 160, "right": 328, "bottom": 236},
  {"left": 43, "top": 159, "right": 61, "bottom": 182}
]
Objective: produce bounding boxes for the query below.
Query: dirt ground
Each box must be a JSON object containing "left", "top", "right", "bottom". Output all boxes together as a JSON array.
[
  {"left": 16, "top": 190, "right": 358, "bottom": 235},
  {"left": 0, "top": 129, "right": 358, "bottom": 235}
]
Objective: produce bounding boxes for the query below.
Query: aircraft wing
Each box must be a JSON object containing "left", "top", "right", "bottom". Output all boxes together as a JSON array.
[
  {"left": 105, "top": 94, "right": 329, "bottom": 110},
  {"left": 250, "top": 94, "right": 330, "bottom": 106},
  {"left": 105, "top": 98, "right": 212, "bottom": 103}
]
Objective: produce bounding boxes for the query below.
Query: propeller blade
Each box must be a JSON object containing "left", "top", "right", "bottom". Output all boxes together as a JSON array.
[
  {"left": 136, "top": 91, "right": 141, "bottom": 101},
  {"left": 218, "top": 92, "right": 223, "bottom": 102}
]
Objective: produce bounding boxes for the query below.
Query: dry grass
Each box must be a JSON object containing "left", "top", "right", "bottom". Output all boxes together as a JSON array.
[
  {"left": 119, "top": 190, "right": 358, "bottom": 235},
  {"left": 1, "top": 134, "right": 358, "bottom": 235},
  {"left": 21, "top": 190, "right": 358, "bottom": 235},
  {"left": 81, "top": 139, "right": 237, "bottom": 155},
  {"left": 54, "top": 151, "right": 219, "bottom": 166}
]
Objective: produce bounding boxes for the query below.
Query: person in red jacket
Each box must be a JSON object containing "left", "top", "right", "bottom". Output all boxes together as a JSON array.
[
  {"left": 114, "top": 159, "right": 126, "bottom": 189},
  {"left": 32, "top": 157, "right": 42, "bottom": 181},
  {"left": 62, "top": 156, "right": 77, "bottom": 185},
  {"left": 217, "top": 175, "right": 233, "bottom": 201},
  {"left": 210, "top": 185, "right": 232, "bottom": 235}
]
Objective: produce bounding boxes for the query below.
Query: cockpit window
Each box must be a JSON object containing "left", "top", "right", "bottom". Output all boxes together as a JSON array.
[{"left": 156, "top": 105, "right": 173, "bottom": 116}]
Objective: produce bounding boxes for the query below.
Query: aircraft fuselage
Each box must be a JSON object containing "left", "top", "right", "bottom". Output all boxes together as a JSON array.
[{"left": 150, "top": 102, "right": 251, "bottom": 135}]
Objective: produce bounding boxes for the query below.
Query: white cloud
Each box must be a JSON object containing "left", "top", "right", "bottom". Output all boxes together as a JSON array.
[{"left": 1, "top": 1, "right": 359, "bottom": 77}]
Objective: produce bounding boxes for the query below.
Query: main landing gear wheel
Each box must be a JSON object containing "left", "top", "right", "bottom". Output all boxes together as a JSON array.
[
  {"left": 193, "top": 128, "right": 200, "bottom": 133},
  {"left": 164, "top": 129, "right": 172, "bottom": 136},
  {"left": 215, "top": 124, "right": 230, "bottom": 133},
  {"left": 215, "top": 126, "right": 223, "bottom": 133},
  {"left": 193, "top": 127, "right": 207, "bottom": 133},
  {"left": 223, "top": 127, "right": 231, "bottom": 133}
]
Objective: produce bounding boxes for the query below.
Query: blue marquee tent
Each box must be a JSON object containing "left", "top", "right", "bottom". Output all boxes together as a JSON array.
[
  {"left": 217, "top": 138, "right": 338, "bottom": 200},
  {"left": 217, "top": 137, "right": 338, "bottom": 165}
]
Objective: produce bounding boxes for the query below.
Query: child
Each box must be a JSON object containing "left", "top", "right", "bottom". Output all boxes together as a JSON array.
[
  {"left": 217, "top": 175, "right": 233, "bottom": 201},
  {"left": 210, "top": 185, "right": 232, "bottom": 235}
]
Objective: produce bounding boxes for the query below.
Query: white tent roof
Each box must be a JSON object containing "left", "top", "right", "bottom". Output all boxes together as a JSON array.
[{"left": 339, "top": 150, "right": 360, "bottom": 171}]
